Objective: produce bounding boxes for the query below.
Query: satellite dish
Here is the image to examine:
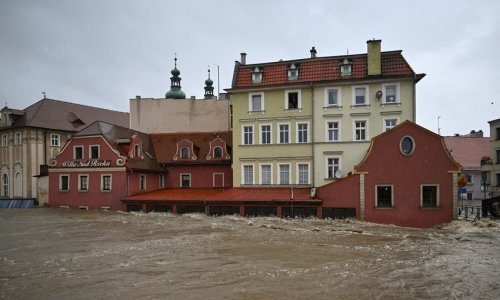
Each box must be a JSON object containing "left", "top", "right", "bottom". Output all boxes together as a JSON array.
[
  {"left": 334, "top": 169, "right": 342, "bottom": 179},
  {"left": 376, "top": 90, "right": 383, "bottom": 99}
]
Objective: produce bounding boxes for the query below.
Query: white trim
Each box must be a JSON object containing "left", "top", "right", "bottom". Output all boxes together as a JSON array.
[
  {"left": 14, "top": 132, "right": 22, "bottom": 145},
  {"left": 180, "top": 173, "right": 191, "bottom": 188},
  {"left": 420, "top": 184, "right": 440, "bottom": 208},
  {"left": 259, "top": 123, "right": 272, "bottom": 144},
  {"left": 1, "top": 134, "right": 7, "bottom": 147},
  {"left": 325, "top": 156, "right": 341, "bottom": 179},
  {"left": 277, "top": 123, "right": 291, "bottom": 144},
  {"left": 242, "top": 124, "right": 254, "bottom": 145},
  {"left": 73, "top": 145, "right": 84, "bottom": 160},
  {"left": 296, "top": 162, "right": 310, "bottom": 185},
  {"left": 353, "top": 119, "right": 369, "bottom": 141},
  {"left": 159, "top": 174, "right": 165, "bottom": 189},
  {"left": 89, "top": 144, "right": 100, "bottom": 159},
  {"left": 50, "top": 134, "right": 60, "bottom": 147},
  {"left": 59, "top": 174, "right": 70, "bottom": 191},
  {"left": 101, "top": 174, "right": 112, "bottom": 192},
  {"left": 383, "top": 117, "right": 399, "bottom": 132},
  {"left": 296, "top": 122, "right": 309, "bottom": 143},
  {"left": 278, "top": 163, "right": 291, "bottom": 185},
  {"left": 139, "top": 174, "right": 147, "bottom": 191},
  {"left": 352, "top": 85, "right": 369, "bottom": 106},
  {"left": 259, "top": 163, "right": 273, "bottom": 185},
  {"left": 325, "top": 120, "right": 341, "bottom": 142},
  {"left": 78, "top": 174, "right": 89, "bottom": 192},
  {"left": 284, "top": 89, "right": 302, "bottom": 111},
  {"left": 241, "top": 164, "right": 255, "bottom": 185},
  {"left": 248, "top": 92, "right": 265, "bottom": 112},
  {"left": 324, "top": 87, "right": 342, "bottom": 107},
  {"left": 375, "top": 184, "right": 394, "bottom": 208},
  {"left": 382, "top": 82, "right": 401, "bottom": 104},
  {"left": 212, "top": 172, "right": 224, "bottom": 187}
]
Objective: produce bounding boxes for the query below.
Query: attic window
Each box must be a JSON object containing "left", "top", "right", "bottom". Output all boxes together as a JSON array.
[
  {"left": 252, "top": 67, "right": 262, "bottom": 83},
  {"left": 134, "top": 144, "right": 140, "bottom": 157},
  {"left": 181, "top": 147, "right": 190, "bottom": 159},
  {"left": 340, "top": 58, "right": 352, "bottom": 77},
  {"left": 287, "top": 64, "right": 299, "bottom": 80}
]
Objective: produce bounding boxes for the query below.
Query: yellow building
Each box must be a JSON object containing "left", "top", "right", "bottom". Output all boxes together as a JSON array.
[{"left": 227, "top": 40, "right": 425, "bottom": 188}]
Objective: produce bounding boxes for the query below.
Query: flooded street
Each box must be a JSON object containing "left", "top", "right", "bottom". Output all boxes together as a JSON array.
[{"left": 1, "top": 209, "right": 499, "bottom": 299}]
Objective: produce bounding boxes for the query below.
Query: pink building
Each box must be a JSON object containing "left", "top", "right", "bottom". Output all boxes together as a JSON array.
[{"left": 49, "top": 121, "right": 165, "bottom": 211}]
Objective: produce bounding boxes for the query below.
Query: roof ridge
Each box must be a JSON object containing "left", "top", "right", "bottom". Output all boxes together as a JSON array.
[{"left": 41, "top": 98, "right": 129, "bottom": 114}]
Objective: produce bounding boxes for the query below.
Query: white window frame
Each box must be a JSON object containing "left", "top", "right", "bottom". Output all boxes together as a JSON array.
[
  {"left": 421, "top": 184, "right": 440, "bottom": 208},
  {"left": 78, "top": 174, "right": 89, "bottom": 192},
  {"left": 260, "top": 124, "right": 272, "bottom": 144},
  {"left": 382, "top": 83, "right": 400, "bottom": 104},
  {"left": 50, "top": 134, "right": 60, "bottom": 147},
  {"left": 2, "top": 134, "right": 8, "bottom": 147},
  {"left": 139, "top": 174, "right": 146, "bottom": 191},
  {"left": 59, "top": 174, "right": 70, "bottom": 191},
  {"left": 259, "top": 163, "right": 273, "bottom": 185},
  {"left": 213, "top": 146, "right": 223, "bottom": 158},
  {"left": 277, "top": 123, "right": 290, "bottom": 144},
  {"left": 181, "top": 147, "right": 190, "bottom": 159},
  {"left": 326, "top": 156, "right": 341, "bottom": 179},
  {"left": 89, "top": 145, "right": 100, "bottom": 159},
  {"left": 15, "top": 132, "right": 22, "bottom": 145},
  {"left": 383, "top": 117, "right": 399, "bottom": 132},
  {"left": 2, "top": 173, "right": 8, "bottom": 197},
  {"left": 73, "top": 146, "right": 84, "bottom": 160},
  {"left": 375, "top": 185, "right": 394, "bottom": 208},
  {"left": 249, "top": 92, "right": 264, "bottom": 112},
  {"left": 296, "top": 122, "right": 309, "bottom": 143},
  {"left": 353, "top": 120, "right": 369, "bottom": 141},
  {"left": 325, "top": 121, "right": 341, "bottom": 142},
  {"left": 324, "top": 87, "right": 342, "bottom": 107},
  {"left": 285, "top": 89, "right": 302, "bottom": 111},
  {"left": 242, "top": 125, "right": 254, "bottom": 145},
  {"left": 296, "top": 163, "right": 310, "bottom": 185},
  {"left": 352, "top": 85, "right": 369, "bottom": 106},
  {"left": 251, "top": 67, "right": 262, "bottom": 83},
  {"left": 242, "top": 164, "right": 254, "bottom": 185},
  {"left": 159, "top": 174, "right": 165, "bottom": 188},
  {"left": 134, "top": 144, "right": 141, "bottom": 157},
  {"left": 180, "top": 173, "right": 191, "bottom": 188},
  {"left": 278, "top": 163, "right": 291, "bottom": 185},
  {"left": 101, "top": 174, "right": 112, "bottom": 192}
]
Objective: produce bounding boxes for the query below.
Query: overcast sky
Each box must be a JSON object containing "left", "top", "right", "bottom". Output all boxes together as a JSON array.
[{"left": 1, "top": 0, "right": 498, "bottom": 136}]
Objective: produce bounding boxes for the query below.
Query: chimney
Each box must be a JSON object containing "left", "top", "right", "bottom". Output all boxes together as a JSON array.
[
  {"left": 240, "top": 53, "right": 247, "bottom": 65},
  {"left": 367, "top": 39, "right": 382, "bottom": 76},
  {"left": 135, "top": 95, "right": 141, "bottom": 100},
  {"left": 310, "top": 47, "right": 317, "bottom": 58}
]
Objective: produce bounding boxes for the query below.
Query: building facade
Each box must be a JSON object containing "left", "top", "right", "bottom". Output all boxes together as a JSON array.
[
  {"left": 482, "top": 118, "right": 500, "bottom": 198},
  {"left": 227, "top": 40, "right": 425, "bottom": 188},
  {"left": 0, "top": 98, "right": 129, "bottom": 205},
  {"left": 48, "top": 121, "right": 164, "bottom": 211}
]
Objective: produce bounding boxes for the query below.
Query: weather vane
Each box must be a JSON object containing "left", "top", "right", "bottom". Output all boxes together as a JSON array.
[{"left": 42, "top": 91, "right": 46, "bottom": 99}]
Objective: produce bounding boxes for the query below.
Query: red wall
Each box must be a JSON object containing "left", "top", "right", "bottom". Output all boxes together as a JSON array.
[
  {"left": 357, "top": 123, "right": 460, "bottom": 227},
  {"left": 165, "top": 165, "right": 233, "bottom": 188},
  {"left": 317, "top": 174, "right": 360, "bottom": 218}
]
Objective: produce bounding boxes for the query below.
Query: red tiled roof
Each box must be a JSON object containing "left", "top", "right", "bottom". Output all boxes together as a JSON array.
[
  {"left": 151, "top": 132, "right": 232, "bottom": 164},
  {"left": 123, "top": 187, "right": 316, "bottom": 202},
  {"left": 231, "top": 51, "right": 421, "bottom": 89},
  {"left": 444, "top": 137, "right": 490, "bottom": 170}
]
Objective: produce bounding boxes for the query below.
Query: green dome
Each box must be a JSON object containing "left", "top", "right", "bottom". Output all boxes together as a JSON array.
[
  {"left": 171, "top": 66, "right": 180, "bottom": 76},
  {"left": 165, "top": 89, "right": 186, "bottom": 99},
  {"left": 205, "top": 78, "right": 213, "bottom": 86}
]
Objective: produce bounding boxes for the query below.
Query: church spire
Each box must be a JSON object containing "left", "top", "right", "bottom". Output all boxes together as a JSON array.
[
  {"left": 204, "top": 66, "right": 215, "bottom": 99},
  {"left": 165, "top": 54, "right": 186, "bottom": 99}
]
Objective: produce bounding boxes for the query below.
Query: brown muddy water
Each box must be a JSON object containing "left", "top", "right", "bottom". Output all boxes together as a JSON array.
[{"left": 1, "top": 209, "right": 499, "bottom": 300}]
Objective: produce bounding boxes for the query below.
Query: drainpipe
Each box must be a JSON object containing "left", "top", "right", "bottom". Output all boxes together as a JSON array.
[{"left": 310, "top": 83, "right": 315, "bottom": 188}]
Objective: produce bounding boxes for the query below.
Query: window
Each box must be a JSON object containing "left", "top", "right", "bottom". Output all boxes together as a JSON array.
[
  {"left": 2, "top": 173, "right": 8, "bottom": 197},
  {"left": 340, "top": 59, "right": 352, "bottom": 76},
  {"left": 285, "top": 90, "right": 301, "bottom": 110},
  {"left": 139, "top": 174, "right": 146, "bottom": 191},
  {"left": 260, "top": 164, "right": 272, "bottom": 185},
  {"left": 384, "top": 118, "right": 398, "bottom": 131},
  {"left": 278, "top": 124, "right": 290, "bottom": 144},
  {"left": 15, "top": 132, "right": 21, "bottom": 145},
  {"left": 297, "top": 123, "right": 308, "bottom": 143},
  {"left": 2, "top": 134, "right": 8, "bottom": 147},
  {"left": 159, "top": 174, "right": 165, "bottom": 189},
  {"left": 327, "top": 157, "right": 340, "bottom": 179},
  {"left": 354, "top": 121, "right": 367, "bottom": 141},
  {"left": 90, "top": 145, "right": 99, "bottom": 159},
  {"left": 278, "top": 164, "right": 290, "bottom": 185},
  {"left": 496, "top": 173, "right": 500, "bottom": 187},
  {"left": 288, "top": 64, "right": 299, "bottom": 80},
  {"left": 59, "top": 175, "right": 69, "bottom": 191},
  {"left": 496, "top": 149, "right": 500, "bottom": 164},
  {"left": 352, "top": 86, "right": 369, "bottom": 106},
  {"left": 214, "top": 147, "right": 223, "bottom": 158},
  {"left": 385, "top": 85, "right": 397, "bottom": 103},
  {"left": 297, "top": 164, "right": 309, "bottom": 185},
  {"left": 134, "top": 144, "right": 140, "bottom": 157},
  {"left": 51, "top": 134, "right": 60, "bottom": 147},
  {"left": 325, "top": 88, "right": 340, "bottom": 107},
  {"left": 181, "top": 147, "right": 190, "bottom": 159},
  {"left": 243, "top": 126, "right": 254, "bottom": 145},
  {"left": 421, "top": 185, "right": 438, "bottom": 208},
  {"left": 376, "top": 185, "right": 393, "bottom": 208},
  {"left": 496, "top": 127, "right": 500, "bottom": 140},
  {"left": 78, "top": 175, "right": 89, "bottom": 191},
  {"left": 326, "top": 121, "right": 340, "bottom": 142},
  {"left": 242, "top": 165, "right": 254, "bottom": 185},
  {"left": 464, "top": 174, "right": 473, "bottom": 184},
  {"left": 260, "top": 124, "right": 271, "bottom": 144},
  {"left": 251, "top": 67, "right": 262, "bottom": 83},
  {"left": 249, "top": 93, "right": 264, "bottom": 112},
  {"left": 400, "top": 136, "right": 415, "bottom": 156},
  {"left": 467, "top": 192, "right": 473, "bottom": 200},
  {"left": 101, "top": 175, "right": 112, "bottom": 191},
  {"left": 74, "top": 146, "right": 84, "bottom": 160},
  {"left": 181, "top": 174, "right": 191, "bottom": 188}
]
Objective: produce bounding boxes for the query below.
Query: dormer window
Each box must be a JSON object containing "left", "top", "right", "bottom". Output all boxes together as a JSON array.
[
  {"left": 181, "top": 147, "right": 190, "bottom": 159},
  {"left": 214, "top": 147, "right": 223, "bottom": 158},
  {"left": 251, "top": 67, "right": 263, "bottom": 83},
  {"left": 134, "top": 144, "right": 140, "bottom": 157},
  {"left": 287, "top": 64, "right": 299, "bottom": 80},
  {"left": 340, "top": 58, "right": 352, "bottom": 77}
]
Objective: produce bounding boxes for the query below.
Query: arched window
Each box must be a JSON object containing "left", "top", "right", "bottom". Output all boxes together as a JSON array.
[
  {"left": 134, "top": 144, "right": 140, "bottom": 157},
  {"left": 214, "top": 147, "right": 223, "bottom": 158},
  {"left": 2, "top": 173, "right": 8, "bottom": 197},
  {"left": 181, "top": 147, "right": 190, "bottom": 159}
]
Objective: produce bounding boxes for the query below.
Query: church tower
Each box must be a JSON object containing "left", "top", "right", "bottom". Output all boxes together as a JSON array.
[
  {"left": 165, "top": 56, "right": 186, "bottom": 99},
  {"left": 204, "top": 68, "right": 215, "bottom": 99}
]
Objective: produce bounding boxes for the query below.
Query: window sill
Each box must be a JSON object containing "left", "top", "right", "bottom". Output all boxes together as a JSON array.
[
  {"left": 101, "top": 190, "right": 112, "bottom": 193},
  {"left": 284, "top": 108, "right": 302, "bottom": 113},
  {"left": 323, "top": 105, "right": 342, "bottom": 109},
  {"left": 374, "top": 207, "right": 394, "bottom": 210},
  {"left": 420, "top": 206, "right": 440, "bottom": 210},
  {"left": 381, "top": 102, "right": 401, "bottom": 107},
  {"left": 248, "top": 110, "right": 265, "bottom": 115},
  {"left": 78, "top": 190, "right": 89, "bottom": 192},
  {"left": 59, "top": 190, "right": 69, "bottom": 192},
  {"left": 351, "top": 104, "right": 370, "bottom": 109}
]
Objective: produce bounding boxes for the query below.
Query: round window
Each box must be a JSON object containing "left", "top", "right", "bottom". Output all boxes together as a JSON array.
[{"left": 400, "top": 136, "right": 415, "bottom": 156}]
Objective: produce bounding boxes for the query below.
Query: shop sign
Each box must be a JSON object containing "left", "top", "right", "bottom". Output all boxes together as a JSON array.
[{"left": 62, "top": 160, "right": 112, "bottom": 168}]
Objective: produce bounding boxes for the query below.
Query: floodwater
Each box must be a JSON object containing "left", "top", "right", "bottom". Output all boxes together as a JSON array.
[{"left": 1, "top": 209, "right": 499, "bottom": 300}]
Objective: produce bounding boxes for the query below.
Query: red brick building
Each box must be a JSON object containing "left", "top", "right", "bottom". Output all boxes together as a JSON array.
[{"left": 49, "top": 121, "right": 165, "bottom": 211}]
